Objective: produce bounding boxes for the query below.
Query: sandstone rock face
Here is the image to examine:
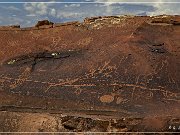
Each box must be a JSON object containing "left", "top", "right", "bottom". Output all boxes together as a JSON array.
[{"left": 0, "top": 15, "right": 180, "bottom": 132}]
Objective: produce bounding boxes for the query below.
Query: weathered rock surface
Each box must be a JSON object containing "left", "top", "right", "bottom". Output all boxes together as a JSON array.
[{"left": 0, "top": 15, "right": 180, "bottom": 132}]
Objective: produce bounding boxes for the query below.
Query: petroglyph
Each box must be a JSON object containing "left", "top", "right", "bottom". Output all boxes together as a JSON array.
[
  {"left": 0, "top": 16, "right": 180, "bottom": 121},
  {"left": 51, "top": 37, "right": 62, "bottom": 47},
  {"left": 131, "top": 75, "right": 140, "bottom": 99},
  {"left": 1, "top": 59, "right": 180, "bottom": 103},
  {"left": 9, "top": 67, "right": 31, "bottom": 89},
  {"left": 100, "top": 94, "right": 114, "bottom": 103},
  {"left": 74, "top": 86, "right": 83, "bottom": 95},
  {"left": 44, "top": 78, "right": 80, "bottom": 92},
  {"left": 0, "top": 78, "right": 5, "bottom": 88},
  {"left": 116, "top": 97, "right": 124, "bottom": 104},
  {"left": 77, "top": 37, "right": 93, "bottom": 47}
]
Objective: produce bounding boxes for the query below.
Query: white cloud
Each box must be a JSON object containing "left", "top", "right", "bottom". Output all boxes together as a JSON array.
[
  {"left": 148, "top": 3, "right": 180, "bottom": 15},
  {"left": 56, "top": 12, "right": 81, "bottom": 19},
  {"left": 24, "top": 3, "right": 56, "bottom": 16},
  {"left": 0, "top": 16, "right": 24, "bottom": 25},
  {"left": 49, "top": 8, "right": 56, "bottom": 17},
  {"left": 95, "top": 0, "right": 180, "bottom": 15},
  {"left": 0, "top": 5, "right": 21, "bottom": 11},
  {"left": 7, "top": 6, "right": 21, "bottom": 11},
  {"left": 26, "top": 14, "right": 36, "bottom": 17},
  {"left": 64, "top": 4, "right": 81, "bottom": 8}
]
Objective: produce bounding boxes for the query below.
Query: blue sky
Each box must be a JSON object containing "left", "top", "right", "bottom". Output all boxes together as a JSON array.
[{"left": 0, "top": 0, "right": 180, "bottom": 27}]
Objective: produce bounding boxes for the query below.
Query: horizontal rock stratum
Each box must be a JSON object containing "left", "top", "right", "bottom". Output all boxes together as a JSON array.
[{"left": 0, "top": 15, "right": 180, "bottom": 132}]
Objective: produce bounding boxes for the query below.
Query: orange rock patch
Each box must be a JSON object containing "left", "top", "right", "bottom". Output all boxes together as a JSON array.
[{"left": 100, "top": 95, "right": 114, "bottom": 103}]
